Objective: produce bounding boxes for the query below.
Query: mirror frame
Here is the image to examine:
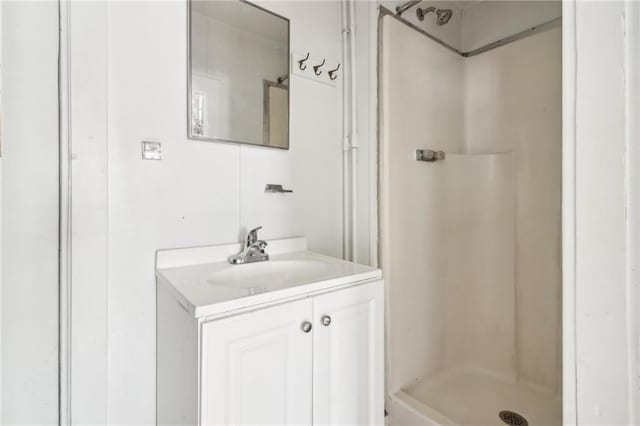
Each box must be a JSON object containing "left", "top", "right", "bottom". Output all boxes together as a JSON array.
[{"left": 187, "top": 0, "right": 291, "bottom": 149}]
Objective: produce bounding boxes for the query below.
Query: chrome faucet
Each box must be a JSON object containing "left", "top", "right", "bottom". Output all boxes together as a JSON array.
[{"left": 228, "top": 226, "right": 270, "bottom": 264}]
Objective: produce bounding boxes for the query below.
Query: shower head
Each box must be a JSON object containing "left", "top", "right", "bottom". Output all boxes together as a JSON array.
[
  {"left": 436, "top": 9, "right": 453, "bottom": 25},
  {"left": 417, "top": 7, "right": 453, "bottom": 26}
]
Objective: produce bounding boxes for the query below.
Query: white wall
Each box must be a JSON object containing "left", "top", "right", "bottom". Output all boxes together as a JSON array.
[
  {"left": 67, "top": 3, "right": 108, "bottom": 422},
  {"left": 68, "top": 1, "right": 343, "bottom": 423},
  {"left": 464, "top": 27, "right": 562, "bottom": 392},
  {"left": 380, "top": 15, "right": 464, "bottom": 391},
  {"left": 440, "top": 152, "right": 516, "bottom": 378},
  {"left": 567, "top": 1, "right": 639, "bottom": 422},
  {"left": 353, "top": 1, "right": 377, "bottom": 266},
  {"left": 1, "top": 2, "right": 59, "bottom": 424}
]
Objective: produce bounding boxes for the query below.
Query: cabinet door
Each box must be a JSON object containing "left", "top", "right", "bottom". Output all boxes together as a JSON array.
[
  {"left": 200, "top": 299, "right": 313, "bottom": 425},
  {"left": 313, "top": 281, "right": 384, "bottom": 425}
]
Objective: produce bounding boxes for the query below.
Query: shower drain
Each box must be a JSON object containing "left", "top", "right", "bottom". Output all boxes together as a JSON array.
[{"left": 498, "top": 410, "right": 529, "bottom": 426}]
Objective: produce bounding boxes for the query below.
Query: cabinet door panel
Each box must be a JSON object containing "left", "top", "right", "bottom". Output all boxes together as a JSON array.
[
  {"left": 313, "top": 281, "right": 384, "bottom": 425},
  {"left": 200, "top": 299, "right": 313, "bottom": 425}
]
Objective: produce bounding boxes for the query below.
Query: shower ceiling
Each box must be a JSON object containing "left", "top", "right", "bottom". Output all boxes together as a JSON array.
[
  {"left": 384, "top": 2, "right": 562, "bottom": 58},
  {"left": 448, "top": 0, "right": 486, "bottom": 10}
]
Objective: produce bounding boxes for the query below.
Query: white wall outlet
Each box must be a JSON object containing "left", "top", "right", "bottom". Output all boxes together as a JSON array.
[{"left": 141, "top": 141, "right": 162, "bottom": 160}]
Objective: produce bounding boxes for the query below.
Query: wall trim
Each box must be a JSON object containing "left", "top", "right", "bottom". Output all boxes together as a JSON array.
[
  {"left": 561, "top": 0, "right": 577, "bottom": 423},
  {"left": 58, "top": 0, "right": 72, "bottom": 423},
  {"left": 624, "top": 1, "right": 640, "bottom": 422}
]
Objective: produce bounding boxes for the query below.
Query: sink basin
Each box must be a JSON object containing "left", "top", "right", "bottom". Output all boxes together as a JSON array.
[
  {"left": 207, "top": 258, "right": 331, "bottom": 291},
  {"left": 156, "top": 237, "right": 382, "bottom": 317}
]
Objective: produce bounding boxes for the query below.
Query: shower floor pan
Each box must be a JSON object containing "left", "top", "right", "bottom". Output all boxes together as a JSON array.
[{"left": 388, "top": 369, "right": 561, "bottom": 425}]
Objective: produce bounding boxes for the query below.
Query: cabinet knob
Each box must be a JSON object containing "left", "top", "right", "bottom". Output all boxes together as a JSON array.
[
  {"left": 301, "top": 321, "right": 313, "bottom": 333},
  {"left": 321, "top": 315, "right": 332, "bottom": 326}
]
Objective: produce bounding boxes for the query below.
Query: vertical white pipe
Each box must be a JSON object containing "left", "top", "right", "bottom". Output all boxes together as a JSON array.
[
  {"left": 58, "top": 1, "right": 72, "bottom": 423},
  {"left": 341, "top": 0, "right": 351, "bottom": 261},
  {"left": 349, "top": 0, "right": 358, "bottom": 263},
  {"left": 341, "top": 0, "right": 360, "bottom": 263},
  {"left": 368, "top": 2, "right": 379, "bottom": 268}
]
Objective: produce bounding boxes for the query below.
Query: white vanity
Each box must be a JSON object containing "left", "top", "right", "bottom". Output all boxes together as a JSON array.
[{"left": 156, "top": 237, "right": 384, "bottom": 425}]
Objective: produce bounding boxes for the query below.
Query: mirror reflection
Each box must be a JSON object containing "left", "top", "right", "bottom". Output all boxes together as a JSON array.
[{"left": 189, "top": 0, "right": 290, "bottom": 149}]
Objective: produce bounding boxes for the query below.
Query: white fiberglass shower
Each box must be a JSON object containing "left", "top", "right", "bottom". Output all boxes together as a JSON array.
[{"left": 379, "top": 3, "right": 562, "bottom": 425}]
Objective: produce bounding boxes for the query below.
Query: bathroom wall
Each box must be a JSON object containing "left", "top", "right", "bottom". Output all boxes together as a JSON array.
[
  {"left": 1, "top": 1, "right": 59, "bottom": 423},
  {"left": 440, "top": 153, "right": 516, "bottom": 379},
  {"left": 353, "top": 1, "right": 376, "bottom": 267},
  {"left": 571, "top": 2, "right": 637, "bottom": 421},
  {"left": 68, "top": 1, "right": 344, "bottom": 423},
  {"left": 464, "top": 26, "right": 562, "bottom": 392}
]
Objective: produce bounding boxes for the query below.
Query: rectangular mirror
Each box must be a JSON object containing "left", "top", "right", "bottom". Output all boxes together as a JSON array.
[{"left": 188, "top": 0, "right": 290, "bottom": 149}]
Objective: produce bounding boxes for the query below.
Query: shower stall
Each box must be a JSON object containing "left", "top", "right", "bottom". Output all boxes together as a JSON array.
[{"left": 379, "top": 3, "right": 562, "bottom": 425}]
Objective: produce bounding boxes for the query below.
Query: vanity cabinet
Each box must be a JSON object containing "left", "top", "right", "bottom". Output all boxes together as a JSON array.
[
  {"left": 200, "top": 298, "right": 314, "bottom": 425},
  {"left": 199, "top": 281, "right": 383, "bottom": 425},
  {"left": 157, "top": 278, "right": 383, "bottom": 426},
  {"left": 156, "top": 238, "right": 384, "bottom": 425},
  {"left": 312, "top": 283, "right": 383, "bottom": 425}
]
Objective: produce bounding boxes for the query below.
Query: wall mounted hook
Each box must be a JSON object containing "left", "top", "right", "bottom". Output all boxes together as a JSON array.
[
  {"left": 298, "top": 52, "right": 310, "bottom": 70},
  {"left": 328, "top": 63, "right": 341, "bottom": 80},
  {"left": 313, "top": 58, "right": 326, "bottom": 76}
]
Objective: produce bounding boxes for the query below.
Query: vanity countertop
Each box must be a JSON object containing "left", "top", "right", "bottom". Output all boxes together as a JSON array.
[{"left": 156, "top": 237, "right": 381, "bottom": 319}]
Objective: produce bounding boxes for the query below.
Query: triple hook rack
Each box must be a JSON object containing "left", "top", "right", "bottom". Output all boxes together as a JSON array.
[{"left": 295, "top": 52, "right": 340, "bottom": 84}]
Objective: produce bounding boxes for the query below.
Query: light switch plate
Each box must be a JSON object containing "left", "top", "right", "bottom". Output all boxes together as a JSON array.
[{"left": 142, "top": 141, "right": 162, "bottom": 160}]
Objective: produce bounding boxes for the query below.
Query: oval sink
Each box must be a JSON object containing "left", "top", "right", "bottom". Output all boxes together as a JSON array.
[{"left": 207, "top": 258, "right": 331, "bottom": 290}]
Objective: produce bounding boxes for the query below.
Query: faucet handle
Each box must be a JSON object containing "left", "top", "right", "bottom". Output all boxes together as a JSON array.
[
  {"left": 253, "top": 240, "right": 268, "bottom": 251},
  {"left": 246, "top": 226, "right": 263, "bottom": 246}
]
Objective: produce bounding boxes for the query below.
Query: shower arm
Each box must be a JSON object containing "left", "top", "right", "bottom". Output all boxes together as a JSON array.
[
  {"left": 395, "top": 0, "right": 422, "bottom": 16},
  {"left": 416, "top": 6, "right": 436, "bottom": 21}
]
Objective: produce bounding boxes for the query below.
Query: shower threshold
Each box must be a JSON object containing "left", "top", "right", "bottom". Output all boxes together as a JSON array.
[{"left": 387, "top": 368, "right": 561, "bottom": 425}]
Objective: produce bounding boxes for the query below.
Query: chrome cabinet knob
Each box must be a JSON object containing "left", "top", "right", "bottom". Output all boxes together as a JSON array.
[
  {"left": 321, "top": 315, "right": 332, "bottom": 326},
  {"left": 301, "top": 321, "right": 313, "bottom": 333}
]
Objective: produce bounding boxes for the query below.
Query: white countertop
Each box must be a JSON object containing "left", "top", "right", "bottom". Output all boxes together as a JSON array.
[{"left": 156, "top": 238, "right": 382, "bottom": 318}]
